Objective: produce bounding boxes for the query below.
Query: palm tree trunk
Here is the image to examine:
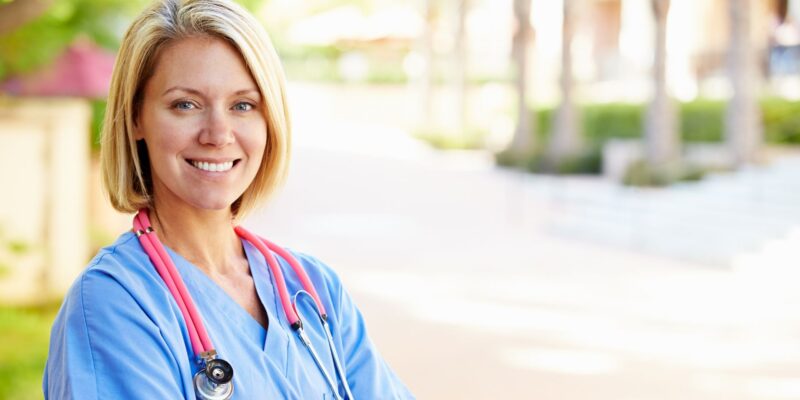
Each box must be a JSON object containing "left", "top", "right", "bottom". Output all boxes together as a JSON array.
[
  {"left": 726, "top": 0, "right": 762, "bottom": 165},
  {"left": 548, "top": 0, "right": 581, "bottom": 164},
  {"left": 454, "top": 0, "right": 470, "bottom": 135},
  {"left": 508, "top": 0, "right": 534, "bottom": 157},
  {"left": 418, "top": 0, "right": 435, "bottom": 126},
  {"left": 645, "top": 0, "right": 679, "bottom": 166}
]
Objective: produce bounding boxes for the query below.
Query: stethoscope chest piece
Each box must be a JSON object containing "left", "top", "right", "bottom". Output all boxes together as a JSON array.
[{"left": 193, "top": 353, "right": 234, "bottom": 400}]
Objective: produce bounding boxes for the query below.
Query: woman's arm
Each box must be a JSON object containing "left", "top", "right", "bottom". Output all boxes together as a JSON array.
[
  {"left": 298, "top": 253, "right": 415, "bottom": 399},
  {"left": 336, "top": 283, "right": 416, "bottom": 399},
  {"left": 44, "top": 262, "right": 191, "bottom": 399}
]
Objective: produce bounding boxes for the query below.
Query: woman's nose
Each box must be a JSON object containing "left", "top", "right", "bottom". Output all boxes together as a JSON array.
[{"left": 199, "top": 108, "right": 235, "bottom": 147}]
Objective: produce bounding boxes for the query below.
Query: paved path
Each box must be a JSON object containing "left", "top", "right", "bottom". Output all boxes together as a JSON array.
[{"left": 242, "top": 84, "right": 800, "bottom": 399}]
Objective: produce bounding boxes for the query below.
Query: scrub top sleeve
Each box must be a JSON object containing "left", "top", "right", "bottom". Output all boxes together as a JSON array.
[
  {"left": 44, "top": 266, "right": 187, "bottom": 400},
  {"left": 334, "top": 276, "right": 416, "bottom": 399}
]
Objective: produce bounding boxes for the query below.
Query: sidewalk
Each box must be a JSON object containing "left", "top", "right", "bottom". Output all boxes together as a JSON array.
[{"left": 243, "top": 84, "right": 800, "bottom": 399}]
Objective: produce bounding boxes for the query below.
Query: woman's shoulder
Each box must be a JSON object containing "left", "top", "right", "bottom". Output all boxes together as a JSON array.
[
  {"left": 59, "top": 231, "right": 169, "bottom": 320},
  {"left": 46, "top": 234, "right": 191, "bottom": 400},
  {"left": 77, "top": 232, "right": 160, "bottom": 292},
  {"left": 256, "top": 242, "right": 348, "bottom": 302},
  {"left": 284, "top": 249, "right": 341, "bottom": 282}
]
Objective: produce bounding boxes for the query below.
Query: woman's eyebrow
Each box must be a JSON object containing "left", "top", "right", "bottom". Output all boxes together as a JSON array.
[
  {"left": 162, "top": 86, "right": 202, "bottom": 96},
  {"left": 161, "top": 86, "right": 260, "bottom": 97},
  {"left": 233, "top": 88, "right": 260, "bottom": 97}
]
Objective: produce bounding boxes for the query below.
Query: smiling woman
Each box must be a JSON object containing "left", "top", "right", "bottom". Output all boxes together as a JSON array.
[
  {"left": 136, "top": 37, "right": 269, "bottom": 217},
  {"left": 42, "top": 1, "right": 414, "bottom": 399}
]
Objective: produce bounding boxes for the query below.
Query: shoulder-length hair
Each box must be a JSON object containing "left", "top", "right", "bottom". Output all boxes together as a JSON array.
[{"left": 101, "top": 0, "right": 291, "bottom": 219}]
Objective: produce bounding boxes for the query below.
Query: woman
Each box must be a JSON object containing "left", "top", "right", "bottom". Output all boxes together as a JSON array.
[{"left": 43, "top": 0, "right": 414, "bottom": 398}]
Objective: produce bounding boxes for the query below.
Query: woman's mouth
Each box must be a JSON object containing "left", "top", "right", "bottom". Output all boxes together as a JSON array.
[{"left": 187, "top": 159, "right": 238, "bottom": 172}]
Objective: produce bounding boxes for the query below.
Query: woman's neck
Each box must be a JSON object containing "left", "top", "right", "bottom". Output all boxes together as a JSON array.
[{"left": 150, "top": 199, "right": 244, "bottom": 276}]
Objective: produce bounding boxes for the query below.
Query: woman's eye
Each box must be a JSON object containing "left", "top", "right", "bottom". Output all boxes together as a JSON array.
[
  {"left": 173, "top": 101, "right": 196, "bottom": 110},
  {"left": 233, "top": 102, "right": 254, "bottom": 112}
]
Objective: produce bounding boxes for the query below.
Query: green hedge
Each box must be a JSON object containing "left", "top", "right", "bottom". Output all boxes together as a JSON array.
[
  {"left": 762, "top": 98, "right": 800, "bottom": 143},
  {"left": 528, "top": 99, "right": 800, "bottom": 149},
  {"left": 493, "top": 98, "right": 800, "bottom": 175}
]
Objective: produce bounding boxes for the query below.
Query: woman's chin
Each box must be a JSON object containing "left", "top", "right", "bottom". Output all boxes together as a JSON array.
[{"left": 187, "top": 197, "right": 238, "bottom": 212}]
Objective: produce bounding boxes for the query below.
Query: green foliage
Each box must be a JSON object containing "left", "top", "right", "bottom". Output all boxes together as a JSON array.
[
  {"left": 531, "top": 103, "right": 644, "bottom": 148},
  {"left": 279, "top": 45, "right": 410, "bottom": 84},
  {"left": 581, "top": 103, "right": 643, "bottom": 142},
  {"left": 622, "top": 160, "right": 710, "bottom": 187},
  {"left": 0, "top": 0, "right": 265, "bottom": 80},
  {"left": 494, "top": 148, "right": 530, "bottom": 169},
  {"left": 761, "top": 97, "right": 800, "bottom": 144},
  {"left": 278, "top": 45, "right": 347, "bottom": 83},
  {"left": 494, "top": 99, "right": 800, "bottom": 177},
  {"left": 90, "top": 99, "right": 107, "bottom": 152},
  {"left": 495, "top": 146, "right": 602, "bottom": 175},
  {"left": 547, "top": 147, "right": 603, "bottom": 174},
  {"left": 235, "top": 0, "right": 267, "bottom": 12},
  {"left": 413, "top": 126, "right": 487, "bottom": 150},
  {"left": 282, "top": 56, "right": 342, "bottom": 83},
  {"left": 527, "top": 100, "right": 800, "bottom": 149},
  {"left": 680, "top": 100, "right": 724, "bottom": 142},
  {"left": 0, "top": 225, "right": 33, "bottom": 278},
  {"left": 0, "top": 303, "right": 60, "bottom": 400},
  {"left": 0, "top": 0, "right": 149, "bottom": 80},
  {"left": 363, "top": 61, "right": 408, "bottom": 85},
  {"left": 6, "top": 240, "right": 30, "bottom": 255}
]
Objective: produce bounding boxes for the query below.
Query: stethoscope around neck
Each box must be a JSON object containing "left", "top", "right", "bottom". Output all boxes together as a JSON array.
[{"left": 132, "top": 209, "right": 355, "bottom": 400}]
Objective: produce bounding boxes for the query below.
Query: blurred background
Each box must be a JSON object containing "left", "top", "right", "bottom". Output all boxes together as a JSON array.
[{"left": 2, "top": 0, "right": 800, "bottom": 398}]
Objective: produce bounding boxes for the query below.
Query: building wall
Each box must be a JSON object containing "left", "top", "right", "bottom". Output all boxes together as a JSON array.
[{"left": 0, "top": 98, "right": 90, "bottom": 304}]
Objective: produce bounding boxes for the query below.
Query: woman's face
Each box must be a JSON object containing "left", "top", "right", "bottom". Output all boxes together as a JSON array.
[{"left": 136, "top": 36, "right": 266, "bottom": 213}]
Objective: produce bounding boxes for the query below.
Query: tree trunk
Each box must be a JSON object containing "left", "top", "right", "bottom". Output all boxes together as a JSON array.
[
  {"left": 726, "top": 0, "right": 762, "bottom": 165},
  {"left": 548, "top": 0, "right": 581, "bottom": 164},
  {"left": 419, "top": 0, "right": 435, "bottom": 126},
  {"left": 508, "top": 0, "right": 534, "bottom": 157},
  {"left": 645, "top": 0, "right": 678, "bottom": 166},
  {"left": 454, "top": 0, "right": 470, "bottom": 135}
]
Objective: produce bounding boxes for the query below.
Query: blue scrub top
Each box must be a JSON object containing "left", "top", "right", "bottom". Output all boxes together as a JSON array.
[{"left": 44, "top": 231, "right": 414, "bottom": 399}]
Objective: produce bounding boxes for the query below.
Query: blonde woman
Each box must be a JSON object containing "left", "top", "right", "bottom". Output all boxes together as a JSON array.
[{"left": 43, "top": 0, "right": 413, "bottom": 398}]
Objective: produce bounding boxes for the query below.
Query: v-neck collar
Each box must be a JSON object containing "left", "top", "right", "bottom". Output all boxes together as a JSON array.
[{"left": 162, "top": 239, "right": 288, "bottom": 354}]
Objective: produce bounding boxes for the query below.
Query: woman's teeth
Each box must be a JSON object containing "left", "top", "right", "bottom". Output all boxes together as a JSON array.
[{"left": 191, "top": 160, "right": 234, "bottom": 172}]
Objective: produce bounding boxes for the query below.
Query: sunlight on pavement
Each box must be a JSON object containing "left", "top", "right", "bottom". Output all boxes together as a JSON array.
[
  {"left": 746, "top": 377, "right": 800, "bottom": 399},
  {"left": 258, "top": 92, "right": 800, "bottom": 398},
  {"left": 501, "top": 347, "right": 622, "bottom": 375},
  {"left": 347, "top": 268, "right": 800, "bottom": 372},
  {"left": 733, "top": 227, "right": 800, "bottom": 290},
  {"left": 298, "top": 213, "right": 422, "bottom": 238},
  {"left": 293, "top": 120, "right": 434, "bottom": 161}
]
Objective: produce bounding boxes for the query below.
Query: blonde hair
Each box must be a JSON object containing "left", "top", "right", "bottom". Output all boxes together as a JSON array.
[{"left": 101, "top": 0, "right": 291, "bottom": 218}]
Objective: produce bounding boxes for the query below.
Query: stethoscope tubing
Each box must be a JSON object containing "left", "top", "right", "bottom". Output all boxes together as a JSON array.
[
  {"left": 233, "top": 226, "right": 329, "bottom": 328},
  {"left": 133, "top": 209, "right": 354, "bottom": 399},
  {"left": 134, "top": 211, "right": 212, "bottom": 355},
  {"left": 293, "top": 291, "right": 355, "bottom": 400}
]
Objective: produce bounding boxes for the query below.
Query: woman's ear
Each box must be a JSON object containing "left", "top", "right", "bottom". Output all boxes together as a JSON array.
[{"left": 133, "top": 119, "right": 143, "bottom": 140}]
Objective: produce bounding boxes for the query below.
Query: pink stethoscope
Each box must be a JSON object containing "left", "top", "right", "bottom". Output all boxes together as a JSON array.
[{"left": 132, "top": 209, "right": 355, "bottom": 400}]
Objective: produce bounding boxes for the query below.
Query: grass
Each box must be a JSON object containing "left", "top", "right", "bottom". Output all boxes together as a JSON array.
[
  {"left": 412, "top": 126, "right": 488, "bottom": 150},
  {"left": 0, "top": 302, "right": 60, "bottom": 400}
]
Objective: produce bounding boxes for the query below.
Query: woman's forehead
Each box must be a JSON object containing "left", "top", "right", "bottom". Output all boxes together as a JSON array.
[{"left": 146, "top": 36, "right": 258, "bottom": 96}]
